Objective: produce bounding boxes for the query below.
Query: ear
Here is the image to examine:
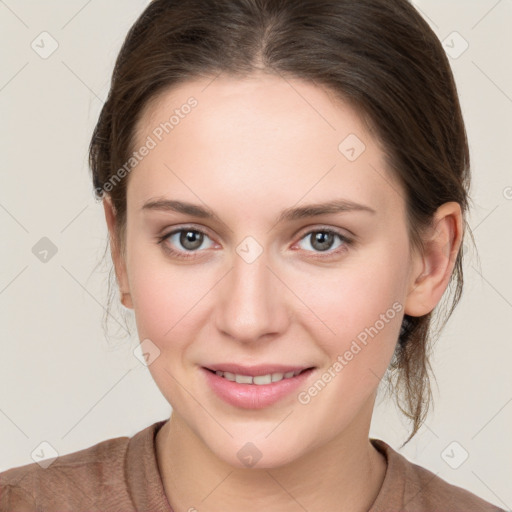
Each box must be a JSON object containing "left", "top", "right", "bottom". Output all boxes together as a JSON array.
[
  {"left": 103, "top": 196, "right": 133, "bottom": 309},
  {"left": 404, "top": 201, "right": 463, "bottom": 316}
]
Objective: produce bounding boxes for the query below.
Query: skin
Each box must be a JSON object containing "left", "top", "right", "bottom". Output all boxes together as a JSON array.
[{"left": 103, "top": 71, "right": 462, "bottom": 512}]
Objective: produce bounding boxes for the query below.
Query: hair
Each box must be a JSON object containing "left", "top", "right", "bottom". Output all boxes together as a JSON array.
[{"left": 89, "top": 0, "right": 473, "bottom": 446}]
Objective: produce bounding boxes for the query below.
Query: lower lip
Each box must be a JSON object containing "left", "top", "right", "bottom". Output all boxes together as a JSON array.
[{"left": 201, "top": 367, "right": 315, "bottom": 409}]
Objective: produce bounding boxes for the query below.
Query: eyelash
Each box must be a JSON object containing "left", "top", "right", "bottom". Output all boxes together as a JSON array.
[{"left": 157, "top": 225, "right": 354, "bottom": 260}]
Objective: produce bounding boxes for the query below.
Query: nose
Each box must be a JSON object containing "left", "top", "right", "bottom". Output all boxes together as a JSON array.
[{"left": 214, "top": 247, "right": 290, "bottom": 344}]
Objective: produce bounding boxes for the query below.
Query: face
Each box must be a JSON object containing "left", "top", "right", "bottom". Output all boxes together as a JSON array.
[{"left": 107, "top": 72, "right": 425, "bottom": 468}]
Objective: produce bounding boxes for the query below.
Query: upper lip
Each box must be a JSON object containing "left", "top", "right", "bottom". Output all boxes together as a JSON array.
[{"left": 204, "top": 363, "right": 314, "bottom": 376}]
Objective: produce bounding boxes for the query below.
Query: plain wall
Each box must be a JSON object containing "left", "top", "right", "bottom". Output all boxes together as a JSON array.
[{"left": 0, "top": 1, "right": 511, "bottom": 509}]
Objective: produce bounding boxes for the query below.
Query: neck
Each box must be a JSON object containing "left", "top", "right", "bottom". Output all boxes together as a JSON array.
[{"left": 156, "top": 401, "right": 387, "bottom": 512}]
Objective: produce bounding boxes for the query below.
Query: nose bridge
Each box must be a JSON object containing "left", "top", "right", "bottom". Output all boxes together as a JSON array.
[{"left": 215, "top": 241, "right": 287, "bottom": 343}]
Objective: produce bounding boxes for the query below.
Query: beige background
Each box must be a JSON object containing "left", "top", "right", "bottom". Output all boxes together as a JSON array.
[{"left": 0, "top": 0, "right": 511, "bottom": 508}]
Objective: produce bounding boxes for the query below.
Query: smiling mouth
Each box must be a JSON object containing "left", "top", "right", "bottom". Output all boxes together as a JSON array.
[{"left": 204, "top": 367, "right": 314, "bottom": 385}]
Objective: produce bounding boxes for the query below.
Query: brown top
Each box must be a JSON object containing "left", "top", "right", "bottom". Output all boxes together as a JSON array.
[{"left": 0, "top": 419, "right": 505, "bottom": 512}]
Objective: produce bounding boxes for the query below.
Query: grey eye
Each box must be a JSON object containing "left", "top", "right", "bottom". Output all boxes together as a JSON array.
[
  {"left": 298, "top": 230, "right": 345, "bottom": 253},
  {"left": 166, "top": 229, "right": 213, "bottom": 252}
]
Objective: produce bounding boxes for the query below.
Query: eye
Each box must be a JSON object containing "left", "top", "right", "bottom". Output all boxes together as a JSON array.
[
  {"left": 158, "top": 227, "right": 215, "bottom": 258},
  {"left": 158, "top": 225, "right": 353, "bottom": 260},
  {"left": 295, "top": 228, "right": 352, "bottom": 256}
]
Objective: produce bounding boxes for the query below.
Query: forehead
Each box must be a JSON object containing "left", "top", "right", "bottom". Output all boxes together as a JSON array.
[
  {"left": 138, "top": 72, "right": 370, "bottom": 152},
  {"left": 129, "top": 72, "right": 403, "bottom": 217}
]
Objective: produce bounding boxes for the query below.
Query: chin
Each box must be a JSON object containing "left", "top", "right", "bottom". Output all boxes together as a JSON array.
[{"left": 201, "top": 427, "right": 316, "bottom": 470}]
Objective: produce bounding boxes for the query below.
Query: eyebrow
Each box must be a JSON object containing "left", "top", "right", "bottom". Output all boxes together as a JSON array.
[{"left": 141, "top": 198, "right": 376, "bottom": 223}]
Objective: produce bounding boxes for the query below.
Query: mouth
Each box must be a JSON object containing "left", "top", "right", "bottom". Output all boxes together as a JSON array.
[
  {"left": 203, "top": 367, "right": 313, "bottom": 385},
  {"left": 201, "top": 365, "right": 316, "bottom": 409}
]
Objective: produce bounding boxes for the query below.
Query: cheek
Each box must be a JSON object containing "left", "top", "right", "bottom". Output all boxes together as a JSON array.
[
  {"left": 126, "top": 240, "right": 226, "bottom": 368},
  {"left": 293, "top": 241, "right": 408, "bottom": 369},
  {"left": 125, "top": 235, "right": 199, "bottom": 343},
  {"left": 130, "top": 267, "right": 206, "bottom": 344},
  {"left": 289, "top": 251, "right": 407, "bottom": 426}
]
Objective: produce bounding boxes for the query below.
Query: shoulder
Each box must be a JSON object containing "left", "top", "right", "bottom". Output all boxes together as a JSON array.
[
  {"left": 405, "top": 461, "right": 504, "bottom": 511},
  {"left": 0, "top": 431, "right": 130, "bottom": 511},
  {"left": 370, "top": 439, "right": 505, "bottom": 512}
]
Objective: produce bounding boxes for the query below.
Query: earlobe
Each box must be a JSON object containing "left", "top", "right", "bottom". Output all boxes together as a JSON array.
[
  {"left": 102, "top": 197, "right": 133, "bottom": 310},
  {"left": 404, "top": 202, "right": 463, "bottom": 317},
  {"left": 120, "top": 292, "right": 134, "bottom": 309}
]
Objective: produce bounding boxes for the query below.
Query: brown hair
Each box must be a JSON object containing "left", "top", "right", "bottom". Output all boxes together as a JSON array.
[{"left": 89, "top": 0, "right": 472, "bottom": 446}]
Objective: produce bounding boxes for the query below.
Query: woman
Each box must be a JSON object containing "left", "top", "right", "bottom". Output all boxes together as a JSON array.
[{"left": 0, "top": 0, "right": 505, "bottom": 510}]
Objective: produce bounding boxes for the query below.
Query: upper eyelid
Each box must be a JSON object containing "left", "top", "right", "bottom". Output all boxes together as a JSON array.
[{"left": 295, "top": 225, "right": 352, "bottom": 239}]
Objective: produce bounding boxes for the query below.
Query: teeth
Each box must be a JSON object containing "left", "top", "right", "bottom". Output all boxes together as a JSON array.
[
  {"left": 214, "top": 369, "right": 304, "bottom": 385},
  {"left": 253, "top": 374, "right": 272, "bottom": 385},
  {"left": 235, "top": 374, "right": 253, "bottom": 384}
]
